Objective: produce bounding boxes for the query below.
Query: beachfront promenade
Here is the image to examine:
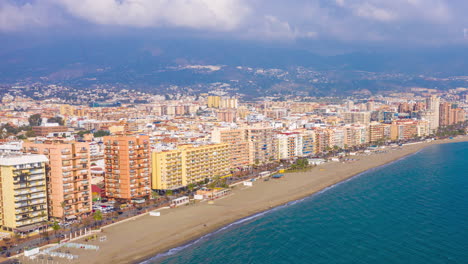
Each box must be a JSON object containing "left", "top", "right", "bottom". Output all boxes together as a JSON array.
[{"left": 11, "top": 136, "right": 466, "bottom": 264}]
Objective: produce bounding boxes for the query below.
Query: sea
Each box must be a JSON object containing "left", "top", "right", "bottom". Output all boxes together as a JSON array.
[{"left": 144, "top": 142, "right": 468, "bottom": 264}]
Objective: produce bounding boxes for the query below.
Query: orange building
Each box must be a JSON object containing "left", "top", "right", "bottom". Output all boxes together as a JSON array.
[
  {"left": 389, "top": 120, "right": 429, "bottom": 140},
  {"left": 32, "top": 125, "right": 68, "bottom": 137},
  {"left": 23, "top": 141, "right": 92, "bottom": 220},
  {"left": 439, "top": 102, "right": 465, "bottom": 126},
  {"left": 369, "top": 122, "right": 391, "bottom": 143},
  {"left": 104, "top": 135, "right": 151, "bottom": 200},
  {"left": 439, "top": 102, "right": 451, "bottom": 127},
  {"left": 212, "top": 128, "right": 250, "bottom": 168}
]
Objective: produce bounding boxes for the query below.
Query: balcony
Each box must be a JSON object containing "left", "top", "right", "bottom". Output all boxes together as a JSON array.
[{"left": 29, "top": 175, "right": 44, "bottom": 181}]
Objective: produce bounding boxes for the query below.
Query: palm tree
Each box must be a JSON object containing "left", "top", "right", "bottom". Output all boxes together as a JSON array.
[
  {"left": 60, "top": 201, "right": 67, "bottom": 222},
  {"left": 93, "top": 210, "right": 103, "bottom": 228},
  {"left": 51, "top": 222, "right": 60, "bottom": 242}
]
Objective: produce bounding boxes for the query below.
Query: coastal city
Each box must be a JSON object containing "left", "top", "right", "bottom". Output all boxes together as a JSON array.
[{"left": 0, "top": 83, "right": 467, "bottom": 262}]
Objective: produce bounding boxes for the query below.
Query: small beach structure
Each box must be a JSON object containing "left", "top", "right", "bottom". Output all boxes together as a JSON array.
[
  {"left": 149, "top": 211, "right": 161, "bottom": 216},
  {"left": 272, "top": 174, "right": 284, "bottom": 179},
  {"left": 243, "top": 181, "right": 253, "bottom": 187},
  {"left": 170, "top": 196, "right": 189, "bottom": 208},
  {"left": 195, "top": 188, "right": 231, "bottom": 200}
]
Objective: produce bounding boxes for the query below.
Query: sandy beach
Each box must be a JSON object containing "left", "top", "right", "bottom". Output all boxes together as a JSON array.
[{"left": 17, "top": 137, "right": 468, "bottom": 264}]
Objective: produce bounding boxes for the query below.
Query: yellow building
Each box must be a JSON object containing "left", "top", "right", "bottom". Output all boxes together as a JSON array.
[
  {"left": 207, "top": 96, "right": 221, "bottom": 108},
  {"left": 0, "top": 154, "right": 48, "bottom": 233},
  {"left": 152, "top": 144, "right": 230, "bottom": 191},
  {"left": 60, "top": 104, "right": 75, "bottom": 116},
  {"left": 212, "top": 128, "right": 250, "bottom": 168}
]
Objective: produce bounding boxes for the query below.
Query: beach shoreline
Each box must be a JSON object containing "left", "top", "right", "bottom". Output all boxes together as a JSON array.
[{"left": 16, "top": 137, "right": 468, "bottom": 264}]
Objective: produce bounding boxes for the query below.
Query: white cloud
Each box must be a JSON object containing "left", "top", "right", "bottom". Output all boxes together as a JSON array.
[
  {"left": 0, "top": 1, "right": 57, "bottom": 31},
  {"left": 354, "top": 3, "right": 396, "bottom": 22},
  {"left": 0, "top": 0, "right": 467, "bottom": 45},
  {"left": 55, "top": 0, "right": 250, "bottom": 31},
  {"left": 246, "top": 15, "right": 317, "bottom": 40}
]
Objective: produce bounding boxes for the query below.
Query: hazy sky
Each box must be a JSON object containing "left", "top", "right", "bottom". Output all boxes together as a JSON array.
[{"left": 1, "top": 0, "right": 468, "bottom": 46}]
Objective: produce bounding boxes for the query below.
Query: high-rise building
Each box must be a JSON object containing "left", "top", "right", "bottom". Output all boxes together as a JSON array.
[
  {"left": 449, "top": 108, "right": 465, "bottom": 124},
  {"left": 369, "top": 122, "right": 391, "bottom": 143},
  {"left": 152, "top": 144, "right": 230, "bottom": 191},
  {"left": 0, "top": 154, "right": 48, "bottom": 233},
  {"left": 216, "top": 110, "right": 237, "bottom": 123},
  {"left": 301, "top": 132, "right": 315, "bottom": 156},
  {"left": 413, "top": 102, "right": 425, "bottom": 111},
  {"left": 311, "top": 128, "right": 334, "bottom": 154},
  {"left": 212, "top": 128, "right": 250, "bottom": 168},
  {"left": 104, "top": 135, "right": 151, "bottom": 200},
  {"left": 426, "top": 95, "right": 440, "bottom": 130},
  {"left": 390, "top": 120, "right": 429, "bottom": 140},
  {"left": 343, "top": 125, "right": 369, "bottom": 147},
  {"left": 244, "top": 127, "right": 278, "bottom": 165},
  {"left": 343, "top": 112, "right": 371, "bottom": 125},
  {"left": 277, "top": 133, "right": 303, "bottom": 160},
  {"left": 207, "top": 96, "right": 221, "bottom": 108},
  {"left": 23, "top": 141, "right": 92, "bottom": 220},
  {"left": 398, "top": 102, "right": 412, "bottom": 113},
  {"left": 439, "top": 102, "right": 451, "bottom": 127},
  {"left": 220, "top": 98, "right": 238, "bottom": 109}
]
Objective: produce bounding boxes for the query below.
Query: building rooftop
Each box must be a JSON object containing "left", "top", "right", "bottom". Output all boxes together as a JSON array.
[{"left": 0, "top": 153, "right": 48, "bottom": 166}]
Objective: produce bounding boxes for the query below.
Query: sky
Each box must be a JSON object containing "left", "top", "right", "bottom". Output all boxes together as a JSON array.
[{"left": 1, "top": 0, "right": 468, "bottom": 48}]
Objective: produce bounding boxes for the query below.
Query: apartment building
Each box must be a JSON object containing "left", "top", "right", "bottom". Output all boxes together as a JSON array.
[
  {"left": 440, "top": 102, "right": 466, "bottom": 126},
  {"left": 390, "top": 120, "right": 424, "bottom": 140},
  {"left": 104, "top": 135, "right": 151, "bottom": 200},
  {"left": 369, "top": 122, "right": 391, "bottom": 143},
  {"left": 245, "top": 127, "right": 278, "bottom": 165},
  {"left": 207, "top": 96, "right": 221, "bottom": 108},
  {"left": 24, "top": 141, "right": 92, "bottom": 220},
  {"left": 277, "top": 133, "right": 303, "bottom": 160},
  {"left": 330, "top": 127, "right": 345, "bottom": 149},
  {"left": 311, "top": 128, "right": 334, "bottom": 154},
  {"left": 0, "top": 154, "right": 48, "bottom": 233},
  {"left": 426, "top": 95, "right": 440, "bottom": 130},
  {"left": 343, "top": 112, "right": 371, "bottom": 125},
  {"left": 32, "top": 124, "right": 69, "bottom": 137},
  {"left": 212, "top": 128, "right": 250, "bottom": 168},
  {"left": 152, "top": 144, "right": 230, "bottom": 191},
  {"left": 343, "top": 125, "right": 369, "bottom": 147},
  {"left": 301, "top": 132, "right": 315, "bottom": 156}
]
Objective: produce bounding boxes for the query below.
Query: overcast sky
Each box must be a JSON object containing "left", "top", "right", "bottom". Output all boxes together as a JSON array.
[{"left": 1, "top": 0, "right": 468, "bottom": 47}]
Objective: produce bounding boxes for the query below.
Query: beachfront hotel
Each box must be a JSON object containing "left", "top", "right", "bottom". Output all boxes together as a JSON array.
[
  {"left": 0, "top": 154, "right": 49, "bottom": 233},
  {"left": 152, "top": 144, "right": 231, "bottom": 191},
  {"left": 211, "top": 128, "right": 250, "bottom": 168},
  {"left": 390, "top": 120, "right": 430, "bottom": 140},
  {"left": 369, "top": 122, "right": 391, "bottom": 143},
  {"left": 104, "top": 135, "right": 151, "bottom": 200},
  {"left": 23, "top": 141, "right": 92, "bottom": 220},
  {"left": 277, "top": 132, "right": 303, "bottom": 160},
  {"left": 245, "top": 127, "right": 279, "bottom": 165}
]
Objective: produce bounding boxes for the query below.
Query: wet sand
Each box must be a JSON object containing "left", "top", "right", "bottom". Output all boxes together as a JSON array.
[{"left": 19, "top": 137, "right": 468, "bottom": 264}]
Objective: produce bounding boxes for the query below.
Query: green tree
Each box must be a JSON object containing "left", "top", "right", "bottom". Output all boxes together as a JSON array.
[
  {"left": 77, "top": 130, "right": 91, "bottom": 137},
  {"left": 51, "top": 221, "right": 61, "bottom": 241},
  {"left": 25, "top": 130, "right": 36, "bottom": 137},
  {"left": 28, "top": 114, "right": 42, "bottom": 126},
  {"left": 93, "top": 130, "right": 110, "bottom": 137},
  {"left": 47, "top": 116, "right": 64, "bottom": 125},
  {"left": 93, "top": 210, "right": 103, "bottom": 228},
  {"left": 187, "top": 183, "right": 195, "bottom": 192}
]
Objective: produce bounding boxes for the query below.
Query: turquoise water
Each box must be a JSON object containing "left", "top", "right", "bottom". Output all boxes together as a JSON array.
[{"left": 146, "top": 142, "right": 468, "bottom": 264}]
